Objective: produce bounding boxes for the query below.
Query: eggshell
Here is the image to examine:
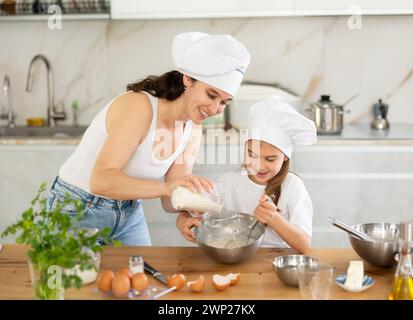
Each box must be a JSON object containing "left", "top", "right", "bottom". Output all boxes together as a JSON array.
[
  {"left": 131, "top": 273, "right": 149, "bottom": 291},
  {"left": 167, "top": 274, "right": 186, "bottom": 290},
  {"left": 227, "top": 273, "right": 240, "bottom": 285},
  {"left": 116, "top": 267, "right": 132, "bottom": 279},
  {"left": 112, "top": 273, "right": 131, "bottom": 298},
  {"left": 212, "top": 274, "right": 231, "bottom": 291},
  {"left": 97, "top": 270, "right": 114, "bottom": 293},
  {"left": 187, "top": 275, "right": 205, "bottom": 293}
]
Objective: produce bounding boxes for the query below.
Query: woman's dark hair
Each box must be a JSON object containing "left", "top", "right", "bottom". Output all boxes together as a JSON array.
[{"left": 126, "top": 70, "right": 195, "bottom": 101}]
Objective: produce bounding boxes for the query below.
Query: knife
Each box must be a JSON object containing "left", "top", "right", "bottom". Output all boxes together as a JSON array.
[{"left": 144, "top": 261, "right": 168, "bottom": 286}]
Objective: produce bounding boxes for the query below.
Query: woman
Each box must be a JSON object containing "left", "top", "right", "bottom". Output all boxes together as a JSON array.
[
  {"left": 46, "top": 32, "right": 251, "bottom": 245},
  {"left": 177, "top": 99, "right": 317, "bottom": 253}
]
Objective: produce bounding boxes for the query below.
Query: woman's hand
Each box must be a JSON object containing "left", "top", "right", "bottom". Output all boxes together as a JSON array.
[
  {"left": 176, "top": 212, "right": 202, "bottom": 243},
  {"left": 187, "top": 209, "right": 205, "bottom": 216},
  {"left": 254, "top": 194, "right": 280, "bottom": 225},
  {"left": 164, "top": 175, "right": 215, "bottom": 197}
]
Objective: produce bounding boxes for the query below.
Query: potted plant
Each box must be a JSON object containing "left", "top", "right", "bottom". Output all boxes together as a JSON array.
[{"left": 1, "top": 182, "right": 120, "bottom": 300}]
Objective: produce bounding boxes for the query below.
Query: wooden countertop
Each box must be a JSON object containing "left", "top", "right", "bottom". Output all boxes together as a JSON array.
[{"left": 0, "top": 244, "right": 394, "bottom": 300}]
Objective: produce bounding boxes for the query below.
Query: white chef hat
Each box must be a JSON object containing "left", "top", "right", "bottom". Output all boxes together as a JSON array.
[
  {"left": 247, "top": 99, "right": 317, "bottom": 158},
  {"left": 172, "top": 32, "right": 251, "bottom": 96}
]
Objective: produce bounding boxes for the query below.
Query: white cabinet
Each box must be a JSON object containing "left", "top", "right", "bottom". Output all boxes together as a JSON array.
[
  {"left": 292, "top": 144, "right": 413, "bottom": 247},
  {"left": 1, "top": 141, "right": 412, "bottom": 248},
  {"left": 0, "top": 145, "right": 75, "bottom": 242},
  {"left": 111, "top": 0, "right": 294, "bottom": 19},
  {"left": 110, "top": 0, "right": 413, "bottom": 19},
  {"left": 294, "top": 0, "right": 413, "bottom": 16}
]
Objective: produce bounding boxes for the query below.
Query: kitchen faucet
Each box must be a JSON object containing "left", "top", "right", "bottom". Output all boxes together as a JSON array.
[
  {"left": 26, "top": 54, "right": 66, "bottom": 127},
  {"left": 0, "top": 75, "right": 15, "bottom": 128}
]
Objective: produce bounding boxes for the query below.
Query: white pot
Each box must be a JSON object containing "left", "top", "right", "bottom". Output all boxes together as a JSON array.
[{"left": 229, "top": 84, "right": 301, "bottom": 129}]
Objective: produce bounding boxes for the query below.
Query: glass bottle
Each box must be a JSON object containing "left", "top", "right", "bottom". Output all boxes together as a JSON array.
[
  {"left": 1, "top": 1, "right": 16, "bottom": 14},
  {"left": 388, "top": 220, "right": 413, "bottom": 300},
  {"left": 72, "top": 100, "right": 79, "bottom": 127}
]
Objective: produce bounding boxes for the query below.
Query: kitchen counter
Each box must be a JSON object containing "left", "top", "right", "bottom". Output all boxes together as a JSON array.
[
  {"left": 315, "top": 123, "right": 413, "bottom": 145},
  {"left": 2, "top": 124, "right": 413, "bottom": 146},
  {"left": 318, "top": 123, "right": 413, "bottom": 140},
  {"left": 0, "top": 244, "right": 394, "bottom": 300}
]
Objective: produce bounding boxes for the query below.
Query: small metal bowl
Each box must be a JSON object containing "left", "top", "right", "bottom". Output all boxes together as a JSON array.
[{"left": 273, "top": 255, "right": 319, "bottom": 287}]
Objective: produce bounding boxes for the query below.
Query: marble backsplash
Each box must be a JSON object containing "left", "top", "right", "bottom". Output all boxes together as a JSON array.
[{"left": 0, "top": 15, "right": 412, "bottom": 126}]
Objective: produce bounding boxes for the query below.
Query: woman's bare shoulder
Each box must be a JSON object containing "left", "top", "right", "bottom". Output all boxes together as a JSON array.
[
  {"left": 106, "top": 91, "right": 153, "bottom": 132},
  {"left": 112, "top": 91, "right": 152, "bottom": 115}
]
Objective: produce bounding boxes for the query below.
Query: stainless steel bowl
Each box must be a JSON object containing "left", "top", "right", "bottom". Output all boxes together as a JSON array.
[
  {"left": 194, "top": 212, "right": 265, "bottom": 264},
  {"left": 349, "top": 223, "right": 399, "bottom": 268},
  {"left": 272, "top": 255, "right": 319, "bottom": 287}
]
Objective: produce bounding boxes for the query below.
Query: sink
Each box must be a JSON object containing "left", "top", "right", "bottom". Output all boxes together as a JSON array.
[{"left": 0, "top": 126, "right": 88, "bottom": 138}]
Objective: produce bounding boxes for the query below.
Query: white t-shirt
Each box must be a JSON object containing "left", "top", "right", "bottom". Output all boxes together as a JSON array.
[{"left": 217, "top": 168, "right": 313, "bottom": 248}]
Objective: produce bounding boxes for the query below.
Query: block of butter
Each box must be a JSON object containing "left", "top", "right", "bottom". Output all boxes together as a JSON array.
[{"left": 344, "top": 260, "right": 364, "bottom": 290}]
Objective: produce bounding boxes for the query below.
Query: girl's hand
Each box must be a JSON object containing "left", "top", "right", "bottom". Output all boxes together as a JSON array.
[
  {"left": 164, "top": 175, "right": 215, "bottom": 197},
  {"left": 178, "top": 215, "right": 202, "bottom": 243},
  {"left": 254, "top": 194, "right": 280, "bottom": 225}
]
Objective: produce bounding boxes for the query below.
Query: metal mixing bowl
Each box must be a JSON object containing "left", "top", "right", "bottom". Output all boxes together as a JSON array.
[
  {"left": 349, "top": 223, "right": 399, "bottom": 268},
  {"left": 272, "top": 255, "right": 319, "bottom": 287},
  {"left": 194, "top": 211, "right": 265, "bottom": 264}
]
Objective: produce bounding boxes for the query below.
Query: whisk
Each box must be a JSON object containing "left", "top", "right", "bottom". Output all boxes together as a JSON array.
[
  {"left": 225, "top": 194, "right": 277, "bottom": 248},
  {"left": 245, "top": 194, "right": 276, "bottom": 241}
]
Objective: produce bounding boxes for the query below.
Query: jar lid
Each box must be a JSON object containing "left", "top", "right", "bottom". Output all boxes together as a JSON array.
[{"left": 320, "top": 95, "right": 331, "bottom": 102}]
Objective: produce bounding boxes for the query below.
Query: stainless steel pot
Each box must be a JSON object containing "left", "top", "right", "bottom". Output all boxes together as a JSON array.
[{"left": 307, "top": 95, "right": 350, "bottom": 135}]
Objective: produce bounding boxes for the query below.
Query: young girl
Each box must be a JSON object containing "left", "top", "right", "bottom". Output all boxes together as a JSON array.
[{"left": 176, "top": 99, "right": 317, "bottom": 253}]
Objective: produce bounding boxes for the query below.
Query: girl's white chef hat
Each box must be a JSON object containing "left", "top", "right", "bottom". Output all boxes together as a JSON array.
[
  {"left": 172, "top": 32, "right": 251, "bottom": 96},
  {"left": 247, "top": 99, "right": 317, "bottom": 158}
]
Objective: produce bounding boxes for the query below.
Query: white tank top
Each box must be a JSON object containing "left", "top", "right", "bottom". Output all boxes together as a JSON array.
[{"left": 59, "top": 91, "right": 193, "bottom": 195}]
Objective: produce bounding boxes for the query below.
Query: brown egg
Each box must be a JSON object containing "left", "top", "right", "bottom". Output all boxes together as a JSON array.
[
  {"left": 187, "top": 275, "right": 205, "bottom": 293},
  {"left": 112, "top": 273, "right": 131, "bottom": 298},
  {"left": 212, "top": 274, "right": 231, "bottom": 291},
  {"left": 227, "top": 273, "right": 240, "bottom": 285},
  {"left": 131, "top": 273, "right": 149, "bottom": 291},
  {"left": 116, "top": 267, "right": 132, "bottom": 279},
  {"left": 97, "top": 270, "right": 115, "bottom": 293},
  {"left": 167, "top": 274, "right": 186, "bottom": 290}
]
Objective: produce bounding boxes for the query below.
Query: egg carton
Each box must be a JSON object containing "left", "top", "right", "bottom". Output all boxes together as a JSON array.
[{"left": 95, "top": 285, "right": 169, "bottom": 300}]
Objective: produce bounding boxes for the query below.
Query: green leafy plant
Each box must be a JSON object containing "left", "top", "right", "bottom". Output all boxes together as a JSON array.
[{"left": 1, "top": 182, "right": 121, "bottom": 299}]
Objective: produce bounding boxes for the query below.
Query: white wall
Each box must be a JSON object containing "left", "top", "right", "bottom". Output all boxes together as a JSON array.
[{"left": 0, "top": 15, "right": 413, "bottom": 127}]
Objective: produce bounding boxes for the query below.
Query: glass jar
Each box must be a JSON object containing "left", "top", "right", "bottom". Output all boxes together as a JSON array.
[{"left": 388, "top": 220, "right": 413, "bottom": 300}]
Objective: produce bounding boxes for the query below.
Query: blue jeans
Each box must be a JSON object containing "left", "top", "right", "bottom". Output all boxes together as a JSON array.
[{"left": 46, "top": 176, "right": 152, "bottom": 246}]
